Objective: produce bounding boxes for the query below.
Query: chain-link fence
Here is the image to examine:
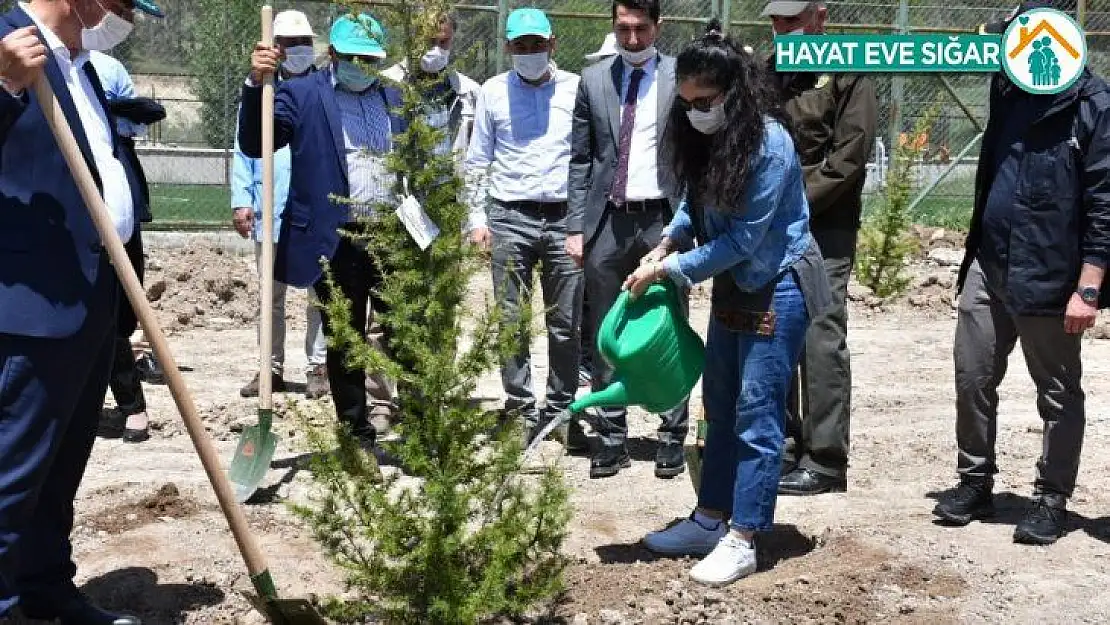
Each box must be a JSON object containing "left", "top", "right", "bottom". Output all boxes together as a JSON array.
[{"left": 3, "top": 0, "right": 1109, "bottom": 228}]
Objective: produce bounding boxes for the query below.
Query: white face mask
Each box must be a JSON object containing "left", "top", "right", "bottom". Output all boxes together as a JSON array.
[
  {"left": 773, "top": 25, "right": 807, "bottom": 38},
  {"left": 619, "top": 44, "right": 656, "bottom": 66},
  {"left": 420, "top": 46, "right": 451, "bottom": 73},
  {"left": 281, "top": 45, "right": 315, "bottom": 75},
  {"left": 79, "top": 0, "right": 133, "bottom": 51},
  {"left": 512, "top": 52, "right": 550, "bottom": 82},
  {"left": 687, "top": 103, "right": 726, "bottom": 135}
]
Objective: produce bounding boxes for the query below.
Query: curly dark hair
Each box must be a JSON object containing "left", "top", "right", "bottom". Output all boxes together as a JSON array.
[{"left": 669, "top": 19, "right": 790, "bottom": 211}]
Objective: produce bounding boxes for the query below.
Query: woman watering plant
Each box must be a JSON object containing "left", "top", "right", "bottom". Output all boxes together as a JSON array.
[{"left": 623, "top": 19, "right": 830, "bottom": 586}]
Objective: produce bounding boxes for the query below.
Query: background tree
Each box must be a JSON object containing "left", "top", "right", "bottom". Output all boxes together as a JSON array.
[{"left": 189, "top": 0, "right": 258, "bottom": 148}]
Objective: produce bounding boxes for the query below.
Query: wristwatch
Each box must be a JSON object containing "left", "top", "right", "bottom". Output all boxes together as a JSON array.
[{"left": 1078, "top": 284, "right": 1100, "bottom": 305}]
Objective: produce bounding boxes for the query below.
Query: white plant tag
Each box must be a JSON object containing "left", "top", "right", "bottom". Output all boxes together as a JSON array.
[{"left": 396, "top": 194, "right": 440, "bottom": 251}]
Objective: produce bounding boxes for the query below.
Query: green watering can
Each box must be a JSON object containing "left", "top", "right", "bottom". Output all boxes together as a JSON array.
[{"left": 569, "top": 280, "right": 706, "bottom": 415}]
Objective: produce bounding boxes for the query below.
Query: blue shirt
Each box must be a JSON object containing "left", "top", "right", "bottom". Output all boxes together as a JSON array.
[
  {"left": 331, "top": 70, "right": 395, "bottom": 219},
  {"left": 464, "top": 66, "right": 579, "bottom": 214},
  {"left": 88, "top": 51, "right": 144, "bottom": 138},
  {"left": 230, "top": 132, "right": 292, "bottom": 243},
  {"left": 662, "top": 119, "right": 812, "bottom": 291}
]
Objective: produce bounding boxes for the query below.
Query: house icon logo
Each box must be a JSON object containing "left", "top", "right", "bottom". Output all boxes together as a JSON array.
[{"left": 1001, "top": 8, "right": 1087, "bottom": 94}]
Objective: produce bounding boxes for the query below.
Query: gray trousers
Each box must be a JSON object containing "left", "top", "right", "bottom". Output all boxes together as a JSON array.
[
  {"left": 586, "top": 208, "right": 690, "bottom": 448},
  {"left": 785, "top": 227, "right": 855, "bottom": 478},
  {"left": 489, "top": 202, "right": 583, "bottom": 426},
  {"left": 955, "top": 260, "right": 1085, "bottom": 497}
]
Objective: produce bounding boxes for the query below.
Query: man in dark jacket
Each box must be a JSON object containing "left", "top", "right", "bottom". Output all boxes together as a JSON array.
[
  {"left": 933, "top": 2, "right": 1110, "bottom": 545},
  {"left": 763, "top": 0, "right": 878, "bottom": 495}
]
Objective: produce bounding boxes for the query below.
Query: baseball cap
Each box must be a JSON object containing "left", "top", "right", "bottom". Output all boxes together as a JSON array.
[
  {"left": 132, "top": 0, "right": 164, "bottom": 18},
  {"left": 506, "top": 8, "right": 552, "bottom": 41},
  {"left": 585, "top": 33, "right": 618, "bottom": 61},
  {"left": 760, "top": 1, "right": 824, "bottom": 17},
  {"left": 273, "top": 10, "right": 315, "bottom": 38},
  {"left": 329, "top": 13, "right": 386, "bottom": 58}
]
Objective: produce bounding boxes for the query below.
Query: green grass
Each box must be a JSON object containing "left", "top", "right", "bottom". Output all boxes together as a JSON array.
[
  {"left": 863, "top": 192, "right": 973, "bottom": 231},
  {"left": 148, "top": 183, "right": 230, "bottom": 229}
]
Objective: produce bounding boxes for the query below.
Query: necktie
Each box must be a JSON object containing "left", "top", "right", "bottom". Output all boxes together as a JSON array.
[{"left": 609, "top": 67, "right": 645, "bottom": 206}]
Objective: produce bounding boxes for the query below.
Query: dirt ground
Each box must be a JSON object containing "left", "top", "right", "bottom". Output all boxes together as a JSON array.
[{"left": 71, "top": 231, "right": 1110, "bottom": 624}]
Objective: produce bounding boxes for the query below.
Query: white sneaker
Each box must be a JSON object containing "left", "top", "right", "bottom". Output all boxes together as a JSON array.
[
  {"left": 642, "top": 516, "right": 727, "bottom": 556},
  {"left": 689, "top": 532, "right": 758, "bottom": 586}
]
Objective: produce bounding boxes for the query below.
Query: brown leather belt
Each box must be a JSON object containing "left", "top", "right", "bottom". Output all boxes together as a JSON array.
[{"left": 713, "top": 309, "right": 777, "bottom": 336}]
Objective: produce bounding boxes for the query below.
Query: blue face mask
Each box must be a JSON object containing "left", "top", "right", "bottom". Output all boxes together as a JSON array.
[{"left": 335, "top": 59, "right": 376, "bottom": 92}]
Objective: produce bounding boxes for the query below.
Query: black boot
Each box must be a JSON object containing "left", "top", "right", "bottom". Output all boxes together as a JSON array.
[
  {"left": 1014, "top": 493, "right": 1068, "bottom": 545},
  {"left": 933, "top": 477, "right": 994, "bottom": 525}
]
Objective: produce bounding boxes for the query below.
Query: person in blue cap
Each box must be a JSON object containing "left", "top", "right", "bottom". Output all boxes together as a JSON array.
[
  {"left": 239, "top": 12, "right": 407, "bottom": 450},
  {"left": 465, "top": 8, "right": 585, "bottom": 448},
  {"left": 0, "top": 0, "right": 164, "bottom": 621}
]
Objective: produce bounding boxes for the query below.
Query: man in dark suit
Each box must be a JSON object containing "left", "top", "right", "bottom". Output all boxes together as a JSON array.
[
  {"left": 239, "top": 12, "right": 406, "bottom": 448},
  {"left": 0, "top": 1, "right": 163, "bottom": 623},
  {"left": 568, "top": 0, "right": 688, "bottom": 479}
]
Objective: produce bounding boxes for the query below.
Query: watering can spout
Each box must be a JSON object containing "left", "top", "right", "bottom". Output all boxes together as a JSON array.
[{"left": 569, "top": 380, "right": 631, "bottom": 414}]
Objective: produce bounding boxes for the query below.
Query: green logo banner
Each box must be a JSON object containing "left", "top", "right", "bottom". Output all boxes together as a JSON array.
[{"left": 774, "top": 35, "right": 1004, "bottom": 72}]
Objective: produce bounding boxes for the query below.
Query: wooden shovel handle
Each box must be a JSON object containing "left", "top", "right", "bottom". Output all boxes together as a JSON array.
[
  {"left": 259, "top": 5, "right": 275, "bottom": 408},
  {"left": 31, "top": 77, "right": 271, "bottom": 578}
]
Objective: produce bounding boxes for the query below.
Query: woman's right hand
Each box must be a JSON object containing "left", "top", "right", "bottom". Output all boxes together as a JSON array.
[{"left": 639, "top": 244, "right": 669, "bottom": 266}]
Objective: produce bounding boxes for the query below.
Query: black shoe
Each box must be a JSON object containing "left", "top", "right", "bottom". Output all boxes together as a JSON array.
[
  {"left": 778, "top": 467, "right": 847, "bottom": 496},
  {"left": 933, "top": 477, "right": 994, "bottom": 526},
  {"left": 21, "top": 587, "right": 141, "bottom": 625},
  {"left": 565, "top": 419, "right": 590, "bottom": 454},
  {"left": 590, "top": 445, "right": 631, "bottom": 479},
  {"left": 654, "top": 442, "right": 685, "bottom": 479},
  {"left": 780, "top": 459, "right": 798, "bottom": 477},
  {"left": 122, "top": 428, "right": 150, "bottom": 443},
  {"left": 1014, "top": 494, "right": 1068, "bottom": 545}
]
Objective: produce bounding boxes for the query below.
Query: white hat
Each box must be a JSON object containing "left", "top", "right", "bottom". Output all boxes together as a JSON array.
[
  {"left": 585, "top": 33, "right": 619, "bottom": 61},
  {"left": 273, "top": 10, "right": 316, "bottom": 38}
]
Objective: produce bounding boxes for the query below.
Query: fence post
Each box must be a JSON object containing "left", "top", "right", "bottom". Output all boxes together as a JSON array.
[
  {"left": 496, "top": 0, "right": 510, "bottom": 74},
  {"left": 720, "top": 0, "right": 731, "bottom": 33},
  {"left": 888, "top": 0, "right": 909, "bottom": 162},
  {"left": 1078, "top": 0, "right": 1087, "bottom": 28}
]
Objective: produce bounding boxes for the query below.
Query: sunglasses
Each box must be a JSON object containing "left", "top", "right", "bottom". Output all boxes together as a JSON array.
[{"left": 675, "top": 93, "right": 722, "bottom": 113}]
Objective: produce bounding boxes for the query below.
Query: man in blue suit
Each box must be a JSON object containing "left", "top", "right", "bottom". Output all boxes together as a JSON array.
[
  {"left": 239, "top": 13, "right": 405, "bottom": 448},
  {"left": 0, "top": 1, "right": 164, "bottom": 623}
]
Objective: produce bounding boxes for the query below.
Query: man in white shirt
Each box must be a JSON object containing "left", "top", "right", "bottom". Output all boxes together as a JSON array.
[
  {"left": 465, "top": 8, "right": 585, "bottom": 446},
  {"left": 567, "top": 0, "right": 688, "bottom": 479},
  {"left": 0, "top": 1, "right": 163, "bottom": 621}
]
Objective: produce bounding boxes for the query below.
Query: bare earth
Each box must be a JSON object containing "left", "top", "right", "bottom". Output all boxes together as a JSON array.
[{"left": 72, "top": 232, "right": 1110, "bottom": 624}]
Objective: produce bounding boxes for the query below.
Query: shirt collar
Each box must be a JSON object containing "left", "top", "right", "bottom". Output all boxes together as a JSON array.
[
  {"left": 508, "top": 64, "right": 559, "bottom": 89},
  {"left": 20, "top": 2, "right": 88, "bottom": 65},
  {"left": 622, "top": 55, "right": 657, "bottom": 77}
]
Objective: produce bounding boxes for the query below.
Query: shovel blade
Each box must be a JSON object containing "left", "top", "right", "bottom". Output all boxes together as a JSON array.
[
  {"left": 229, "top": 421, "right": 278, "bottom": 503},
  {"left": 245, "top": 593, "right": 328, "bottom": 625},
  {"left": 684, "top": 443, "right": 702, "bottom": 497}
]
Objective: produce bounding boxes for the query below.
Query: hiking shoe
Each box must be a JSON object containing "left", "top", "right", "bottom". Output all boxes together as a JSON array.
[
  {"left": 642, "top": 514, "right": 727, "bottom": 557},
  {"left": 933, "top": 477, "right": 994, "bottom": 526},
  {"left": 689, "top": 532, "right": 758, "bottom": 587},
  {"left": 305, "top": 364, "right": 330, "bottom": 399},
  {"left": 239, "top": 371, "right": 286, "bottom": 398},
  {"left": 1014, "top": 494, "right": 1068, "bottom": 545}
]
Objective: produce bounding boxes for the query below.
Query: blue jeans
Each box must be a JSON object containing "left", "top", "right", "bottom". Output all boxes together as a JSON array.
[{"left": 698, "top": 271, "right": 810, "bottom": 532}]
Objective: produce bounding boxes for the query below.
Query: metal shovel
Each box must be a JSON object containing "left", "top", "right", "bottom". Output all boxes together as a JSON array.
[
  {"left": 31, "top": 7, "right": 324, "bottom": 623},
  {"left": 228, "top": 4, "right": 280, "bottom": 505}
]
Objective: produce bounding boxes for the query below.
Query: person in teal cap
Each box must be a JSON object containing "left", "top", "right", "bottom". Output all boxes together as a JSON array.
[
  {"left": 0, "top": 0, "right": 164, "bottom": 622},
  {"left": 465, "top": 8, "right": 586, "bottom": 450},
  {"left": 239, "top": 12, "right": 408, "bottom": 450}
]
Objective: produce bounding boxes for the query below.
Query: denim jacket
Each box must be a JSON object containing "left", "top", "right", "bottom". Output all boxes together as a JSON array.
[{"left": 662, "top": 118, "right": 813, "bottom": 292}]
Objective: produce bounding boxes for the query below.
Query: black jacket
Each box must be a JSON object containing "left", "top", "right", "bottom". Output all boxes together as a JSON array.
[{"left": 957, "top": 69, "right": 1110, "bottom": 315}]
